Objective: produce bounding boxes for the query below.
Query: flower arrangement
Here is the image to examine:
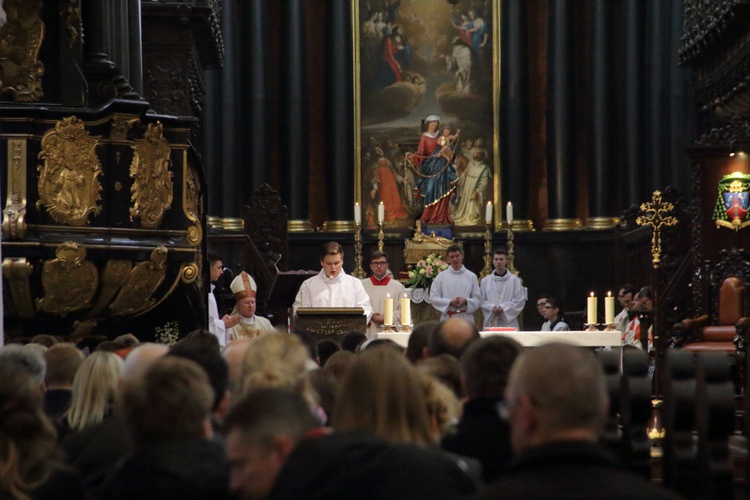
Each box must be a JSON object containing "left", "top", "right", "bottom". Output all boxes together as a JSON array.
[
  {"left": 404, "top": 252, "right": 449, "bottom": 289},
  {"left": 155, "top": 320, "right": 180, "bottom": 346}
]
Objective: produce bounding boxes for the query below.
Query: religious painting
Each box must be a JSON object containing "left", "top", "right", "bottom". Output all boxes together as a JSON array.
[{"left": 353, "top": 0, "right": 499, "bottom": 233}]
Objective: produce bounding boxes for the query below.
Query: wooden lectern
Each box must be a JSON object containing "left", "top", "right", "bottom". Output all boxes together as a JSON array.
[{"left": 293, "top": 308, "right": 367, "bottom": 344}]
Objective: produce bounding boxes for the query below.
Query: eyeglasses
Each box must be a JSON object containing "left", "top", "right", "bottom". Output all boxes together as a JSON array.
[
  {"left": 495, "top": 400, "right": 511, "bottom": 421},
  {"left": 371, "top": 261, "right": 388, "bottom": 266}
]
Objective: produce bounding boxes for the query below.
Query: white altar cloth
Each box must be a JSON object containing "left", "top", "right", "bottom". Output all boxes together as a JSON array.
[{"left": 376, "top": 330, "right": 621, "bottom": 348}]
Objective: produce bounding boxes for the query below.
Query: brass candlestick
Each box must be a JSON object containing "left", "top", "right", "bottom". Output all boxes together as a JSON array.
[
  {"left": 480, "top": 221, "right": 492, "bottom": 279},
  {"left": 603, "top": 323, "right": 616, "bottom": 331},
  {"left": 507, "top": 221, "right": 518, "bottom": 275},
  {"left": 352, "top": 222, "right": 366, "bottom": 279},
  {"left": 377, "top": 221, "right": 384, "bottom": 251}
]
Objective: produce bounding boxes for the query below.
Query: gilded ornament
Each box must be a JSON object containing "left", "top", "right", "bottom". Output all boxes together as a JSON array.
[
  {"left": 636, "top": 191, "right": 678, "bottom": 269},
  {"left": 110, "top": 247, "right": 169, "bottom": 316},
  {"left": 36, "top": 242, "right": 98, "bottom": 316},
  {"left": 36, "top": 116, "right": 103, "bottom": 226},
  {"left": 130, "top": 122, "right": 173, "bottom": 228},
  {"left": 2, "top": 139, "right": 27, "bottom": 239},
  {"left": 183, "top": 153, "right": 202, "bottom": 246},
  {"left": 2, "top": 257, "right": 34, "bottom": 318},
  {"left": 59, "top": 0, "right": 81, "bottom": 47},
  {"left": 0, "top": 0, "right": 45, "bottom": 102},
  {"left": 110, "top": 115, "right": 138, "bottom": 141},
  {"left": 86, "top": 260, "right": 133, "bottom": 317}
]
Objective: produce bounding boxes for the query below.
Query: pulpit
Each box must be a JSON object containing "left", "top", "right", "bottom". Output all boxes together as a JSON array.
[{"left": 293, "top": 308, "right": 367, "bottom": 344}]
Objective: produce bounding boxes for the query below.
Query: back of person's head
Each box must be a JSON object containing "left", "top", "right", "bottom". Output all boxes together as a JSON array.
[
  {"left": 316, "top": 339, "right": 341, "bottom": 367},
  {"left": 120, "top": 356, "right": 213, "bottom": 446},
  {"left": 30, "top": 334, "right": 58, "bottom": 348},
  {"left": 322, "top": 350, "right": 356, "bottom": 381},
  {"left": 0, "top": 344, "right": 46, "bottom": 386},
  {"left": 66, "top": 351, "right": 124, "bottom": 431},
  {"left": 461, "top": 336, "right": 522, "bottom": 399},
  {"left": 415, "top": 354, "right": 466, "bottom": 400},
  {"left": 113, "top": 333, "right": 140, "bottom": 348},
  {"left": 428, "top": 318, "right": 480, "bottom": 359},
  {"left": 43, "top": 343, "right": 84, "bottom": 388},
  {"left": 183, "top": 329, "right": 221, "bottom": 352},
  {"left": 169, "top": 336, "right": 229, "bottom": 412},
  {"left": 341, "top": 331, "right": 367, "bottom": 352},
  {"left": 121, "top": 342, "right": 169, "bottom": 383},
  {"left": 240, "top": 333, "right": 315, "bottom": 404},
  {"left": 507, "top": 343, "right": 607, "bottom": 448},
  {"left": 406, "top": 321, "right": 437, "bottom": 363},
  {"left": 358, "top": 338, "right": 404, "bottom": 353},
  {"left": 0, "top": 363, "right": 59, "bottom": 499},
  {"left": 332, "top": 346, "right": 432, "bottom": 446},
  {"left": 94, "top": 341, "right": 121, "bottom": 353}
]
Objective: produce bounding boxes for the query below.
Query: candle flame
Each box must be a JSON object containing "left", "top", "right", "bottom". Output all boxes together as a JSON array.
[
  {"left": 590, "top": 292, "right": 594, "bottom": 297},
  {"left": 607, "top": 291, "right": 611, "bottom": 297},
  {"left": 386, "top": 293, "right": 391, "bottom": 298}
]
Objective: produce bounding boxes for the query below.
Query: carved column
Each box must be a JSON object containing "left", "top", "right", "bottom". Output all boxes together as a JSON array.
[
  {"left": 585, "top": 0, "right": 618, "bottom": 229},
  {"left": 278, "top": 0, "right": 312, "bottom": 232},
  {"left": 322, "top": 0, "right": 355, "bottom": 232},
  {"left": 545, "top": 0, "right": 581, "bottom": 230},
  {"left": 500, "top": 0, "right": 533, "bottom": 231}
]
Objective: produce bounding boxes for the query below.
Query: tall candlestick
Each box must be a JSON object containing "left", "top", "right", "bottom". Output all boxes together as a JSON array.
[
  {"left": 587, "top": 292, "right": 597, "bottom": 325},
  {"left": 401, "top": 293, "right": 411, "bottom": 326},
  {"left": 384, "top": 293, "right": 394, "bottom": 326},
  {"left": 485, "top": 201, "right": 493, "bottom": 224},
  {"left": 506, "top": 202, "right": 513, "bottom": 224},
  {"left": 605, "top": 291, "right": 615, "bottom": 325},
  {"left": 378, "top": 202, "right": 385, "bottom": 223},
  {"left": 354, "top": 202, "right": 361, "bottom": 224}
]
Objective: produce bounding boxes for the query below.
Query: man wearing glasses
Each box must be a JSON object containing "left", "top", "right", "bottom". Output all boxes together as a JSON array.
[{"left": 361, "top": 250, "right": 405, "bottom": 338}]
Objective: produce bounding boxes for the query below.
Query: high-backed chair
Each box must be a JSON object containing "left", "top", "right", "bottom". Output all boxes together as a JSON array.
[{"left": 682, "top": 277, "right": 745, "bottom": 353}]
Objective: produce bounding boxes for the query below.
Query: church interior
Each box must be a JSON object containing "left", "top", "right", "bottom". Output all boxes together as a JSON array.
[{"left": 2, "top": 0, "right": 750, "bottom": 495}]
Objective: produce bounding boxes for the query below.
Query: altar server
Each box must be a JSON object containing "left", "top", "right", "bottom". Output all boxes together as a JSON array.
[
  {"left": 361, "top": 250, "right": 405, "bottom": 338},
  {"left": 480, "top": 249, "right": 526, "bottom": 329},
  {"left": 429, "top": 244, "right": 481, "bottom": 324}
]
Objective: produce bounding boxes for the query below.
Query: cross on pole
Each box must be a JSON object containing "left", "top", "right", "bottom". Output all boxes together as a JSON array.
[{"left": 636, "top": 191, "right": 677, "bottom": 269}]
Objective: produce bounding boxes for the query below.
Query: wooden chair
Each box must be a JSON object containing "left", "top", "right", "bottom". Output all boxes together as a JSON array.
[{"left": 681, "top": 277, "right": 745, "bottom": 353}]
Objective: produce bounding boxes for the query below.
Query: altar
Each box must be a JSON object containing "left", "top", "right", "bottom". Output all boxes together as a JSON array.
[{"left": 377, "top": 330, "right": 622, "bottom": 348}]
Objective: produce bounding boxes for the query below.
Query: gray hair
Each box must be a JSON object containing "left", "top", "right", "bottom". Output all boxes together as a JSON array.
[{"left": 0, "top": 344, "right": 47, "bottom": 386}]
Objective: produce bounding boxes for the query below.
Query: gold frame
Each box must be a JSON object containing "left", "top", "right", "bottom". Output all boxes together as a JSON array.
[{"left": 352, "top": 0, "right": 502, "bottom": 230}]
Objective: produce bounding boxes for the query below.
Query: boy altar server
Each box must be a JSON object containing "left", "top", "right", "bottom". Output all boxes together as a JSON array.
[
  {"left": 361, "top": 250, "right": 405, "bottom": 338},
  {"left": 429, "top": 244, "right": 481, "bottom": 324},
  {"left": 480, "top": 249, "right": 526, "bottom": 330}
]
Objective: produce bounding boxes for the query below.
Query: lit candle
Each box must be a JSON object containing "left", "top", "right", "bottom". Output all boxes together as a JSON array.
[
  {"left": 354, "top": 202, "right": 361, "bottom": 225},
  {"left": 401, "top": 292, "right": 411, "bottom": 326},
  {"left": 587, "top": 292, "right": 597, "bottom": 325},
  {"left": 378, "top": 202, "right": 385, "bottom": 223},
  {"left": 605, "top": 291, "right": 615, "bottom": 325},
  {"left": 506, "top": 202, "right": 513, "bottom": 224},
  {"left": 384, "top": 293, "right": 394, "bottom": 326},
  {"left": 485, "top": 201, "right": 493, "bottom": 224}
]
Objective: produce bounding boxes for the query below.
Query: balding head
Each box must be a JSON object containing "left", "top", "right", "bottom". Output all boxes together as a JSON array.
[
  {"left": 427, "top": 318, "right": 479, "bottom": 359},
  {"left": 505, "top": 343, "right": 608, "bottom": 453},
  {"left": 122, "top": 343, "right": 169, "bottom": 383}
]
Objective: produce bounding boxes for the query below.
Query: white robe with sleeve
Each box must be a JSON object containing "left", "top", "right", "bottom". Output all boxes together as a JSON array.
[
  {"left": 293, "top": 269, "right": 373, "bottom": 323},
  {"left": 361, "top": 275, "right": 405, "bottom": 338},
  {"left": 208, "top": 284, "right": 227, "bottom": 347},
  {"left": 429, "top": 266, "right": 481, "bottom": 324},
  {"left": 480, "top": 271, "right": 526, "bottom": 329},
  {"left": 226, "top": 313, "right": 275, "bottom": 341}
]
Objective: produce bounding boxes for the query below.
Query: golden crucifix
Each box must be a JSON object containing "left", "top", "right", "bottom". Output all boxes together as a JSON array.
[{"left": 636, "top": 191, "right": 677, "bottom": 268}]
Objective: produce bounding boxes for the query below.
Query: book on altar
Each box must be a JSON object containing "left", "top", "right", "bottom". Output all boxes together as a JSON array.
[{"left": 485, "top": 327, "right": 518, "bottom": 331}]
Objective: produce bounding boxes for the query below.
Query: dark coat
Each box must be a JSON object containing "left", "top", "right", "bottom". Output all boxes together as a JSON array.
[
  {"left": 268, "top": 432, "right": 477, "bottom": 500},
  {"left": 441, "top": 397, "right": 512, "bottom": 482},
  {"left": 475, "top": 440, "right": 683, "bottom": 500}
]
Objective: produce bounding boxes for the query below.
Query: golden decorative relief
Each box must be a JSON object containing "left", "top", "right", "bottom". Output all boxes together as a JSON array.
[
  {"left": 36, "top": 242, "right": 98, "bottom": 316},
  {"left": 2, "top": 257, "right": 35, "bottom": 318},
  {"left": 86, "top": 260, "right": 133, "bottom": 317},
  {"left": 59, "top": 0, "right": 81, "bottom": 47},
  {"left": 2, "top": 139, "right": 28, "bottom": 239},
  {"left": 110, "top": 115, "right": 138, "bottom": 141},
  {"left": 110, "top": 247, "right": 168, "bottom": 316},
  {"left": 180, "top": 262, "right": 199, "bottom": 284},
  {"left": 636, "top": 190, "right": 678, "bottom": 269},
  {"left": 0, "top": 0, "right": 45, "bottom": 102},
  {"left": 183, "top": 151, "right": 202, "bottom": 245},
  {"left": 36, "top": 116, "right": 103, "bottom": 226},
  {"left": 130, "top": 122, "right": 173, "bottom": 228}
]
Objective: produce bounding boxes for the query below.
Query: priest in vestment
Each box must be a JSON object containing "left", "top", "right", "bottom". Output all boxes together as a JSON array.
[
  {"left": 226, "top": 272, "right": 275, "bottom": 341},
  {"left": 480, "top": 249, "right": 526, "bottom": 329},
  {"left": 293, "top": 242, "right": 373, "bottom": 323},
  {"left": 361, "top": 250, "right": 405, "bottom": 338},
  {"left": 429, "top": 244, "right": 481, "bottom": 324}
]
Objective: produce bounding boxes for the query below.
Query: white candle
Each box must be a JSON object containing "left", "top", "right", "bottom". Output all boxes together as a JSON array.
[
  {"left": 587, "top": 292, "right": 597, "bottom": 325},
  {"left": 354, "top": 202, "right": 361, "bottom": 224},
  {"left": 384, "top": 293, "right": 394, "bottom": 326},
  {"left": 605, "top": 291, "right": 615, "bottom": 325},
  {"left": 401, "top": 293, "right": 411, "bottom": 326},
  {"left": 485, "top": 201, "right": 493, "bottom": 224},
  {"left": 378, "top": 202, "right": 385, "bottom": 223},
  {"left": 506, "top": 202, "right": 513, "bottom": 224}
]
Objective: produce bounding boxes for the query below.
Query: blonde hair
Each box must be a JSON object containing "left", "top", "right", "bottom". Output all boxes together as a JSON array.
[
  {"left": 332, "top": 347, "right": 433, "bottom": 446},
  {"left": 65, "top": 351, "right": 123, "bottom": 431},
  {"left": 420, "top": 373, "right": 460, "bottom": 442},
  {"left": 239, "top": 333, "right": 316, "bottom": 405}
]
